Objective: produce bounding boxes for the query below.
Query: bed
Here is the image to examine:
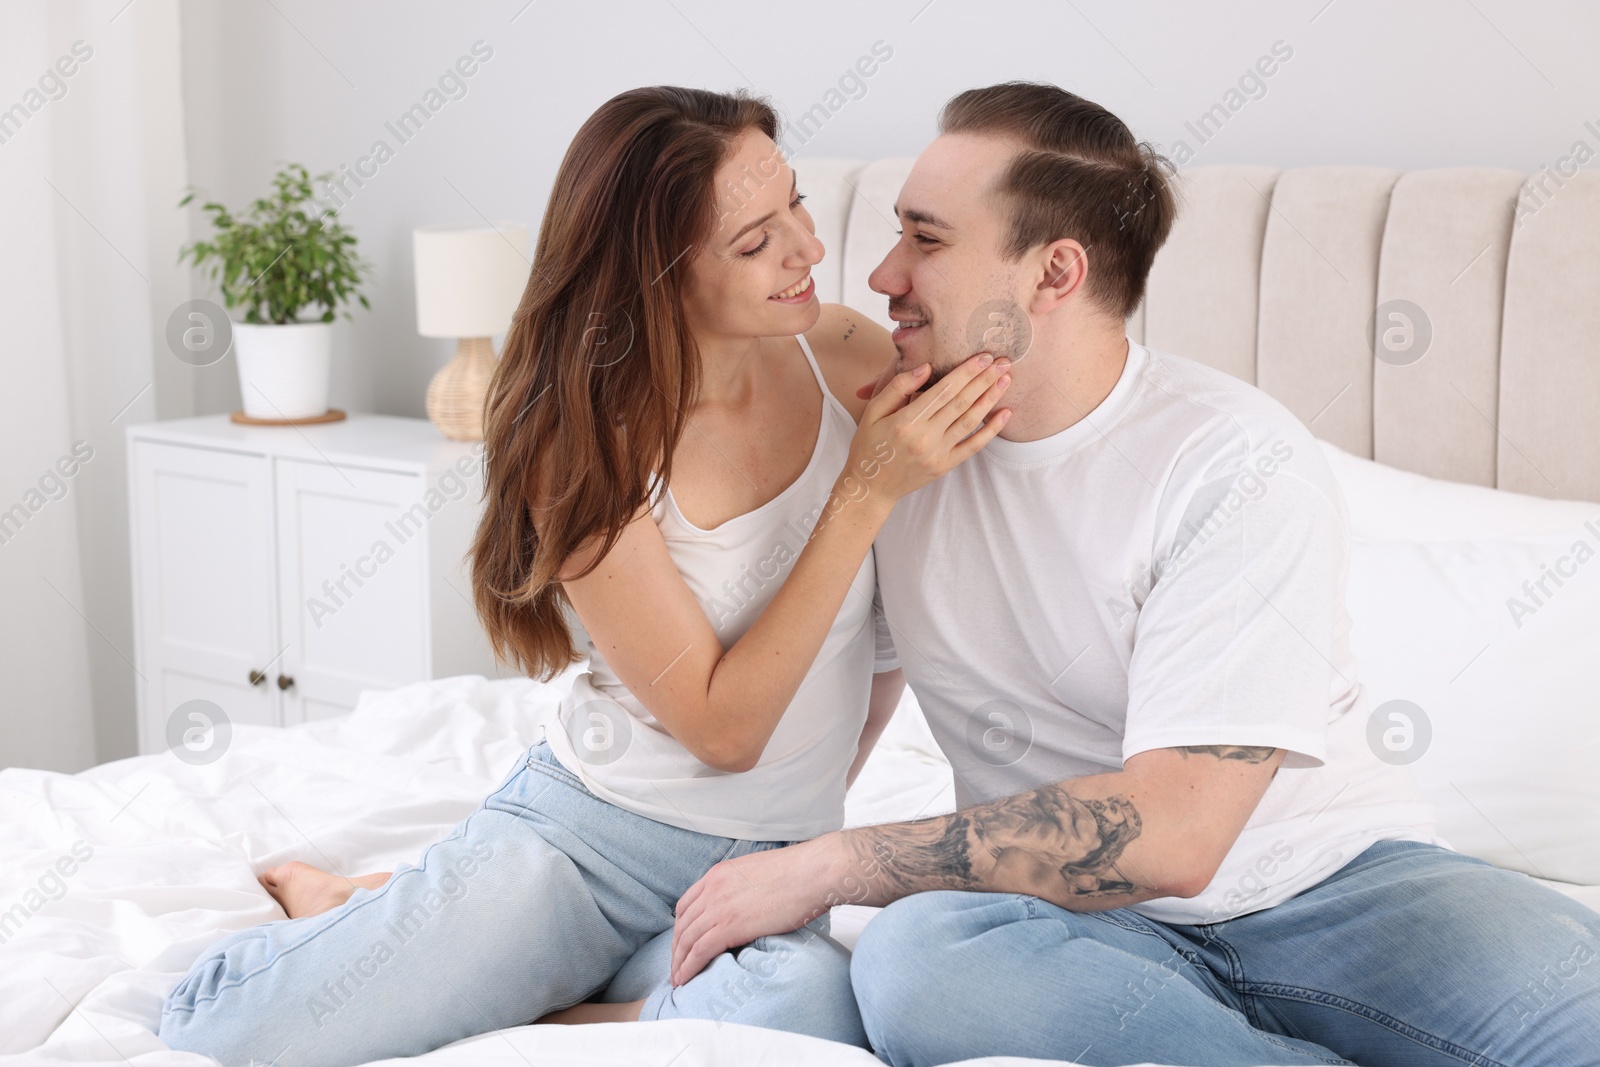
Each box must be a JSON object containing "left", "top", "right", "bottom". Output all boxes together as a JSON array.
[{"left": 3, "top": 160, "right": 1598, "bottom": 1067}]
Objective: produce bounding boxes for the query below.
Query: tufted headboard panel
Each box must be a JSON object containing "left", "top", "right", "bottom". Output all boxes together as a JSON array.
[{"left": 797, "top": 157, "right": 1600, "bottom": 503}]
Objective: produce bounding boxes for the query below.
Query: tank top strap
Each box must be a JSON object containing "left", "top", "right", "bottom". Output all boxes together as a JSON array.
[{"left": 794, "top": 332, "right": 858, "bottom": 428}]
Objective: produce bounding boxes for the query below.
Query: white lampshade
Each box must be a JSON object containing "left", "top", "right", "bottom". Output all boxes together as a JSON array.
[{"left": 412, "top": 222, "right": 530, "bottom": 338}]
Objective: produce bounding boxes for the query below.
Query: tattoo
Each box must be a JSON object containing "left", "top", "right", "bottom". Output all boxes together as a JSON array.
[
  {"left": 851, "top": 785, "right": 1148, "bottom": 904},
  {"left": 1176, "top": 745, "right": 1278, "bottom": 764},
  {"left": 849, "top": 813, "right": 980, "bottom": 893},
  {"left": 841, "top": 322, "right": 856, "bottom": 342}
]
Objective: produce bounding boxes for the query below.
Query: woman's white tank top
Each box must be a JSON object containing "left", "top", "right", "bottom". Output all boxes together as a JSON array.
[{"left": 543, "top": 334, "right": 878, "bottom": 841}]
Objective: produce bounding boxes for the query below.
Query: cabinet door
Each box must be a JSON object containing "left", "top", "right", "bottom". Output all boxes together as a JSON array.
[
  {"left": 131, "top": 442, "right": 279, "bottom": 753},
  {"left": 274, "top": 459, "right": 429, "bottom": 723}
]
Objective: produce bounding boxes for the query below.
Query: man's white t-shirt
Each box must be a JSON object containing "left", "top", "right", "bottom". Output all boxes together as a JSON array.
[{"left": 873, "top": 338, "right": 1440, "bottom": 925}]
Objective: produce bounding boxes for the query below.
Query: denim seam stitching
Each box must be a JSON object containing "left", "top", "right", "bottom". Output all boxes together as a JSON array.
[
  {"left": 1239, "top": 981, "right": 1514, "bottom": 1067},
  {"left": 524, "top": 753, "right": 590, "bottom": 794},
  {"left": 1095, "top": 909, "right": 1160, "bottom": 935},
  {"left": 1190, "top": 926, "right": 1338, "bottom": 1065},
  {"left": 1204, "top": 929, "right": 1258, "bottom": 1027},
  {"left": 166, "top": 809, "right": 489, "bottom": 1014},
  {"left": 526, "top": 751, "right": 740, "bottom": 868},
  {"left": 1035, "top": 907, "right": 1344, "bottom": 1066}
]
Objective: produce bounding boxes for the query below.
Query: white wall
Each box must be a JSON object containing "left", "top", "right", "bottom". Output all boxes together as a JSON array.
[{"left": 175, "top": 0, "right": 1600, "bottom": 421}]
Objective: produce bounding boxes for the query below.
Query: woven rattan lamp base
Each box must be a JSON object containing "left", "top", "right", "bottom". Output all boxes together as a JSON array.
[{"left": 426, "top": 336, "right": 496, "bottom": 441}]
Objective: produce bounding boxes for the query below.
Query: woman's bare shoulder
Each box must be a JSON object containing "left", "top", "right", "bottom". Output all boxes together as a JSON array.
[{"left": 804, "top": 303, "right": 896, "bottom": 423}]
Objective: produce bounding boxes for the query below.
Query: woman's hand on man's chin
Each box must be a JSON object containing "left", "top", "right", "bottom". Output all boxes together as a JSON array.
[{"left": 842, "top": 353, "right": 1012, "bottom": 507}]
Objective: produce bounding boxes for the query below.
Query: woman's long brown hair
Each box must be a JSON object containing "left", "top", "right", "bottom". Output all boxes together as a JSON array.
[{"left": 471, "top": 86, "right": 779, "bottom": 679}]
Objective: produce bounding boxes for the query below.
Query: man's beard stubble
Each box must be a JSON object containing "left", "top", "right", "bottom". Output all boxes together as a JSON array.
[{"left": 889, "top": 301, "right": 962, "bottom": 392}]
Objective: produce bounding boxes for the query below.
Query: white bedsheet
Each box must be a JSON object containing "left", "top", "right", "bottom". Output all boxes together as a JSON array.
[
  {"left": 2, "top": 672, "right": 1594, "bottom": 1067},
  {"left": 0, "top": 671, "right": 956, "bottom": 1067}
]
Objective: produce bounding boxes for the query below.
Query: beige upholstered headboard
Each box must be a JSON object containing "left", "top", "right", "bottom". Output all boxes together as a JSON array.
[{"left": 799, "top": 158, "right": 1600, "bottom": 503}]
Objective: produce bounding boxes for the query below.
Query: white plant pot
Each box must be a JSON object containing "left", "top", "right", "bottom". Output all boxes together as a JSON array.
[{"left": 233, "top": 320, "right": 333, "bottom": 420}]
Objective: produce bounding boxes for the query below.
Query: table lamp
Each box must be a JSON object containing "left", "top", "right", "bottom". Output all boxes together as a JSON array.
[{"left": 413, "top": 222, "right": 531, "bottom": 440}]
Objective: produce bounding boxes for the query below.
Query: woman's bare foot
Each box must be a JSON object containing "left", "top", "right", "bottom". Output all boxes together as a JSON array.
[
  {"left": 537, "top": 999, "right": 646, "bottom": 1025},
  {"left": 258, "top": 861, "right": 391, "bottom": 919}
]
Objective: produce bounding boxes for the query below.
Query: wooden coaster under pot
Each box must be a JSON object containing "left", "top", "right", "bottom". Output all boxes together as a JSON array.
[{"left": 229, "top": 408, "right": 348, "bottom": 427}]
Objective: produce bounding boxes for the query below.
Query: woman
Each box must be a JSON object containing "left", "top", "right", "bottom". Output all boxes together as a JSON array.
[{"left": 160, "top": 86, "right": 1010, "bottom": 1067}]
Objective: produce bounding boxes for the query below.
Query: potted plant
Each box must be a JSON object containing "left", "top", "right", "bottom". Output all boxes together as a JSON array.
[{"left": 179, "top": 163, "right": 371, "bottom": 420}]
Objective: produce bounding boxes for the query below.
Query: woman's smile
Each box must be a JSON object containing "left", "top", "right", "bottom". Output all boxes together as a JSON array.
[{"left": 769, "top": 272, "right": 815, "bottom": 304}]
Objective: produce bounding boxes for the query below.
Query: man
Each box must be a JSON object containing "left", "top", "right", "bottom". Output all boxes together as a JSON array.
[{"left": 669, "top": 82, "right": 1600, "bottom": 1066}]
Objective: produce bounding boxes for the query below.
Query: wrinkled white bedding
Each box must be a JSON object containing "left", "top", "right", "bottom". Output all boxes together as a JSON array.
[
  {"left": 3, "top": 670, "right": 1594, "bottom": 1067},
  {"left": 0, "top": 671, "right": 983, "bottom": 1067}
]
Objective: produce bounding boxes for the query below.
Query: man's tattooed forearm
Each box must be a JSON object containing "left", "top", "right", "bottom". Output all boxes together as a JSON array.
[
  {"left": 849, "top": 812, "right": 979, "bottom": 896},
  {"left": 1051, "top": 794, "right": 1144, "bottom": 896},
  {"left": 1176, "top": 745, "right": 1278, "bottom": 763},
  {"left": 849, "top": 786, "right": 1150, "bottom": 903},
  {"left": 974, "top": 789, "right": 1144, "bottom": 898}
]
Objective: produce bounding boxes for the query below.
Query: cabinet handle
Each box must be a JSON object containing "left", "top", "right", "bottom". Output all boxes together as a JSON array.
[
  {"left": 249, "top": 669, "right": 267, "bottom": 687},
  {"left": 277, "top": 674, "right": 295, "bottom": 691}
]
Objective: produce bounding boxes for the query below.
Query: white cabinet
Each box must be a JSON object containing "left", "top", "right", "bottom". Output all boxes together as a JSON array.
[{"left": 126, "top": 415, "right": 510, "bottom": 755}]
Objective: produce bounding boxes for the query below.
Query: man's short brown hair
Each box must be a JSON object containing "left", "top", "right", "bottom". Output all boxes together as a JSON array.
[{"left": 939, "top": 81, "right": 1178, "bottom": 320}]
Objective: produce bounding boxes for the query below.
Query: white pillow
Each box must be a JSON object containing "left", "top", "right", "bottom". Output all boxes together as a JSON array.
[
  {"left": 1318, "top": 440, "right": 1600, "bottom": 539},
  {"left": 1330, "top": 443, "right": 1600, "bottom": 886}
]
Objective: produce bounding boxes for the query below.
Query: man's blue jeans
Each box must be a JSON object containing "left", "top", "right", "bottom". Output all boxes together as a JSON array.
[
  {"left": 160, "top": 741, "right": 864, "bottom": 1067},
  {"left": 851, "top": 840, "right": 1600, "bottom": 1066}
]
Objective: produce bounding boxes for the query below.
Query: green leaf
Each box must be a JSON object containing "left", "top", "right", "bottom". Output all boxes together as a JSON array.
[{"left": 177, "top": 161, "right": 370, "bottom": 323}]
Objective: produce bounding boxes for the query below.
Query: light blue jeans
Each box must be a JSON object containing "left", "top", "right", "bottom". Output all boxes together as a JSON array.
[
  {"left": 851, "top": 840, "right": 1600, "bottom": 1066},
  {"left": 160, "top": 740, "right": 864, "bottom": 1067}
]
